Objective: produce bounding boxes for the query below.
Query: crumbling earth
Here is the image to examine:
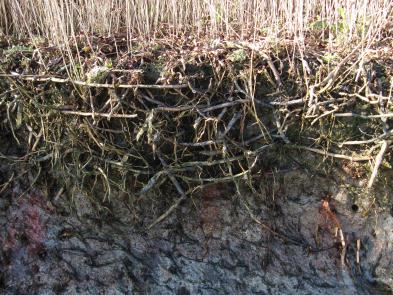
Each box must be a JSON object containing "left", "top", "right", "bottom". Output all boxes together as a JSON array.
[{"left": 0, "top": 161, "right": 392, "bottom": 295}]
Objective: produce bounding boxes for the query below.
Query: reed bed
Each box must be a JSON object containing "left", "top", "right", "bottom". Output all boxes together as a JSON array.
[{"left": 1, "top": 0, "right": 392, "bottom": 45}]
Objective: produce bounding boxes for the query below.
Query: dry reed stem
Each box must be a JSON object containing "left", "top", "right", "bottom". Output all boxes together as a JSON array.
[
  {"left": 57, "top": 109, "right": 138, "bottom": 119},
  {"left": 0, "top": 73, "right": 188, "bottom": 89},
  {"left": 1, "top": 0, "right": 391, "bottom": 50},
  {"left": 290, "top": 145, "right": 372, "bottom": 162}
]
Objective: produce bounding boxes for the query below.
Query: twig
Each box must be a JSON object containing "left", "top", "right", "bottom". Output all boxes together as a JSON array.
[
  {"left": 57, "top": 109, "right": 138, "bottom": 118},
  {"left": 267, "top": 98, "right": 304, "bottom": 106},
  {"left": 0, "top": 172, "right": 14, "bottom": 194},
  {"left": 367, "top": 140, "right": 389, "bottom": 188},
  {"left": 311, "top": 105, "right": 339, "bottom": 125},
  {"left": 0, "top": 73, "right": 188, "bottom": 89},
  {"left": 179, "top": 157, "right": 258, "bottom": 183},
  {"left": 179, "top": 140, "right": 220, "bottom": 147},
  {"left": 339, "top": 129, "right": 392, "bottom": 146},
  {"left": 335, "top": 112, "right": 393, "bottom": 119},
  {"left": 148, "top": 151, "right": 188, "bottom": 229},
  {"left": 317, "top": 43, "right": 364, "bottom": 90},
  {"left": 155, "top": 105, "right": 195, "bottom": 112},
  {"left": 261, "top": 53, "right": 283, "bottom": 88},
  {"left": 175, "top": 155, "right": 245, "bottom": 168},
  {"left": 200, "top": 99, "right": 250, "bottom": 112},
  {"left": 137, "top": 170, "right": 167, "bottom": 195},
  {"left": 356, "top": 239, "right": 361, "bottom": 265},
  {"left": 218, "top": 111, "right": 241, "bottom": 139},
  {"left": 288, "top": 145, "right": 372, "bottom": 161}
]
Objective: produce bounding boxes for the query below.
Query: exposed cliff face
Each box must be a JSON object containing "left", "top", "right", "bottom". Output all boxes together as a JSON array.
[{"left": 1, "top": 165, "right": 392, "bottom": 295}]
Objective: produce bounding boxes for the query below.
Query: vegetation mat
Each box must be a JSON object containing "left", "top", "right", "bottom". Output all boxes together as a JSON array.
[{"left": 0, "top": 37, "right": 392, "bottom": 226}]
